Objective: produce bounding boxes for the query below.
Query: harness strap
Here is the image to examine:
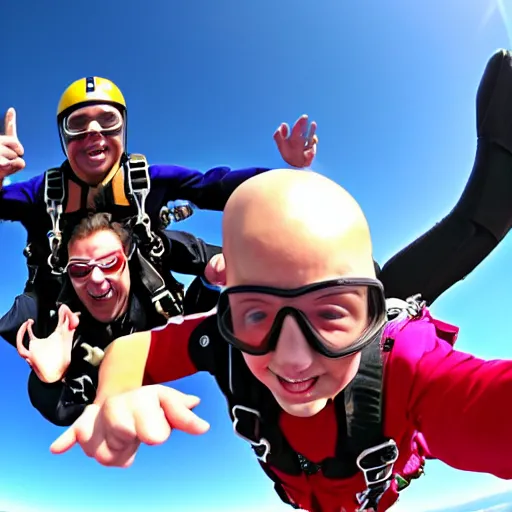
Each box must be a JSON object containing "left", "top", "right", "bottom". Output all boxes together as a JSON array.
[
  {"left": 44, "top": 167, "right": 66, "bottom": 274},
  {"left": 124, "top": 154, "right": 165, "bottom": 260},
  {"left": 135, "top": 248, "right": 184, "bottom": 319}
]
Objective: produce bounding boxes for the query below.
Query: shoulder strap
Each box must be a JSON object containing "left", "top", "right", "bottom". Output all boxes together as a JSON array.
[
  {"left": 343, "top": 327, "right": 388, "bottom": 457},
  {"left": 44, "top": 165, "right": 66, "bottom": 273},
  {"left": 134, "top": 247, "right": 184, "bottom": 318},
  {"left": 123, "top": 153, "right": 164, "bottom": 258},
  {"left": 123, "top": 153, "right": 186, "bottom": 318}
]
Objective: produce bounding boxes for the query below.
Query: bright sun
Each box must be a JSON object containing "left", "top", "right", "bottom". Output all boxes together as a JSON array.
[{"left": 482, "top": 0, "right": 512, "bottom": 42}]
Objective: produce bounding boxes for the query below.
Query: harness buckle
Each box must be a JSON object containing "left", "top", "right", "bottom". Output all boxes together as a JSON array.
[
  {"left": 152, "top": 289, "right": 182, "bottom": 319},
  {"left": 297, "top": 453, "right": 322, "bottom": 475},
  {"left": 232, "top": 404, "right": 271, "bottom": 463},
  {"left": 159, "top": 202, "right": 195, "bottom": 229},
  {"left": 355, "top": 439, "right": 399, "bottom": 511},
  {"left": 386, "top": 294, "right": 426, "bottom": 321}
]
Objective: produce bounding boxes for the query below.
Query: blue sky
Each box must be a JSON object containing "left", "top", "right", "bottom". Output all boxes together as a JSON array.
[{"left": 1, "top": 0, "right": 512, "bottom": 511}]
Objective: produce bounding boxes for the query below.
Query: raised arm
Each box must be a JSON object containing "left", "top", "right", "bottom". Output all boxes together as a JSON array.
[
  {"left": 150, "top": 164, "right": 271, "bottom": 211},
  {"left": 150, "top": 115, "right": 318, "bottom": 211}
]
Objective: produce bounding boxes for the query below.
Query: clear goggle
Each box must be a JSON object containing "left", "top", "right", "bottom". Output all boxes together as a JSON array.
[
  {"left": 217, "top": 278, "right": 387, "bottom": 358},
  {"left": 62, "top": 105, "right": 124, "bottom": 140}
]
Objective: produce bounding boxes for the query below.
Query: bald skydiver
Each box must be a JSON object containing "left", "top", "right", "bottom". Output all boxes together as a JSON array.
[{"left": 51, "top": 169, "right": 512, "bottom": 512}]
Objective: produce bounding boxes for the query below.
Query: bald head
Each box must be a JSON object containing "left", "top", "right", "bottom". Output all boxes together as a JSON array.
[{"left": 222, "top": 169, "right": 375, "bottom": 287}]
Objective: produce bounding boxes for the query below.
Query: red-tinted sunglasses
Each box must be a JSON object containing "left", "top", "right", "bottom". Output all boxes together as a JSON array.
[{"left": 65, "top": 252, "right": 126, "bottom": 279}]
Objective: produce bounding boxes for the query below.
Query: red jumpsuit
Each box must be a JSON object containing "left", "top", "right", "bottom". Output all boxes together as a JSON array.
[{"left": 143, "top": 309, "right": 512, "bottom": 511}]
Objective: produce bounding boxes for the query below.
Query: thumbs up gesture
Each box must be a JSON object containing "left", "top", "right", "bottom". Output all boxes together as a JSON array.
[{"left": 0, "top": 108, "right": 25, "bottom": 179}]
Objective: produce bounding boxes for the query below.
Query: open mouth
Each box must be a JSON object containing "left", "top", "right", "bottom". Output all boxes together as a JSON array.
[
  {"left": 88, "top": 285, "right": 113, "bottom": 301},
  {"left": 86, "top": 146, "right": 108, "bottom": 159},
  {"left": 276, "top": 374, "right": 319, "bottom": 394}
]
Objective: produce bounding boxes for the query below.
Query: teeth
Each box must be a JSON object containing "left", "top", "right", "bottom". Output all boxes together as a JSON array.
[
  {"left": 90, "top": 287, "right": 112, "bottom": 300},
  {"left": 280, "top": 376, "right": 312, "bottom": 384}
]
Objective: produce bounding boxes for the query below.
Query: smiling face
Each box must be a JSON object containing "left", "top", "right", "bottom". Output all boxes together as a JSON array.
[
  {"left": 64, "top": 104, "right": 124, "bottom": 185},
  {"left": 67, "top": 229, "right": 130, "bottom": 323},
  {"left": 228, "top": 284, "right": 370, "bottom": 417},
  {"left": 222, "top": 169, "right": 376, "bottom": 418}
]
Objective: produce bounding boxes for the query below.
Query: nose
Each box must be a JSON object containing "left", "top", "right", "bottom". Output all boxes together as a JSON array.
[
  {"left": 271, "top": 316, "right": 315, "bottom": 374},
  {"left": 89, "top": 266, "right": 106, "bottom": 284},
  {"left": 86, "top": 120, "right": 103, "bottom": 134}
]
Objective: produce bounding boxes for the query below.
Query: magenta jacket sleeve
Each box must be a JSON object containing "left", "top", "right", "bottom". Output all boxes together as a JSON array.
[{"left": 407, "top": 337, "right": 512, "bottom": 479}]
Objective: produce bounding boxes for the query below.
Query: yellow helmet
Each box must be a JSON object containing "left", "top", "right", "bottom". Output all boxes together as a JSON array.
[
  {"left": 57, "top": 76, "right": 126, "bottom": 119},
  {"left": 57, "top": 77, "right": 128, "bottom": 155}
]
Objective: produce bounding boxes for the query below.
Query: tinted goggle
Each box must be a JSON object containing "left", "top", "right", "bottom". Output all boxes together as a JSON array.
[
  {"left": 62, "top": 105, "right": 124, "bottom": 140},
  {"left": 65, "top": 252, "right": 126, "bottom": 279},
  {"left": 217, "top": 277, "right": 387, "bottom": 358}
]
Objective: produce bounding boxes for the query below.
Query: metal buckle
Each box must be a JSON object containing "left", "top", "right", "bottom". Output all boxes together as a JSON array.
[
  {"left": 169, "top": 203, "right": 195, "bottom": 223},
  {"left": 355, "top": 439, "right": 399, "bottom": 511},
  {"left": 405, "top": 294, "right": 426, "bottom": 318},
  {"left": 232, "top": 404, "right": 271, "bottom": 463},
  {"left": 159, "top": 202, "right": 195, "bottom": 229},
  {"left": 153, "top": 289, "right": 182, "bottom": 318}
]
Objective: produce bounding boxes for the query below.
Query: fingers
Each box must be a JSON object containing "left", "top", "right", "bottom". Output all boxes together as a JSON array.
[
  {"left": 0, "top": 109, "right": 24, "bottom": 179},
  {"left": 274, "top": 115, "right": 317, "bottom": 147},
  {"left": 57, "top": 304, "right": 68, "bottom": 324},
  {"left": 132, "top": 398, "right": 171, "bottom": 446},
  {"left": 4, "top": 108, "right": 18, "bottom": 139},
  {"left": 2, "top": 109, "right": 23, "bottom": 156},
  {"left": 50, "top": 425, "right": 78, "bottom": 455},
  {"left": 0, "top": 145, "right": 21, "bottom": 160},
  {"left": 52, "top": 387, "right": 209, "bottom": 469},
  {"left": 158, "top": 387, "right": 210, "bottom": 435},
  {"left": 290, "top": 114, "right": 309, "bottom": 139},
  {"left": 0, "top": 156, "right": 25, "bottom": 176},
  {"left": 70, "top": 310, "right": 81, "bottom": 330},
  {"left": 16, "top": 319, "right": 33, "bottom": 359},
  {"left": 306, "top": 121, "right": 318, "bottom": 147},
  {"left": 273, "top": 122, "right": 289, "bottom": 144}
]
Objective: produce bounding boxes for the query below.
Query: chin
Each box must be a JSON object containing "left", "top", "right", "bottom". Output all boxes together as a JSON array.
[
  {"left": 90, "top": 311, "right": 114, "bottom": 324},
  {"left": 275, "top": 396, "right": 328, "bottom": 417}
]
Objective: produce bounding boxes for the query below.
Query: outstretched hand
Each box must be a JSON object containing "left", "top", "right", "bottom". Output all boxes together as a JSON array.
[
  {"left": 16, "top": 304, "right": 80, "bottom": 383},
  {"left": 50, "top": 385, "right": 210, "bottom": 467},
  {"left": 274, "top": 114, "right": 318, "bottom": 168}
]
